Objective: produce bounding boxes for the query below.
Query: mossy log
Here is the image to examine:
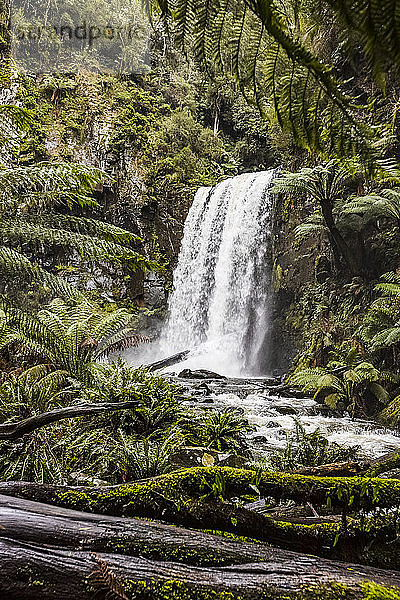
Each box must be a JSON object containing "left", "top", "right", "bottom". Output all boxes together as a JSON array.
[
  {"left": 364, "top": 451, "right": 400, "bottom": 477},
  {"left": 1, "top": 497, "right": 400, "bottom": 600},
  {"left": 0, "top": 492, "right": 346, "bottom": 562},
  {"left": 1, "top": 467, "right": 400, "bottom": 512},
  {"left": 292, "top": 462, "right": 366, "bottom": 477},
  {"left": 1, "top": 470, "right": 400, "bottom": 568},
  {"left": 0, "top": 493, "right": 272, "bottom": 566}
]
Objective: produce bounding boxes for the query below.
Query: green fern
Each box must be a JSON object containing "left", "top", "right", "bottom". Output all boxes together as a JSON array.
[
  {"left": 0, "top": 298, "right": 149, "bottom": 381},
  {"left": 151, "top": 0, "right": 398, "bottom": 172},
  {"left": 0, "top": 104, "right": 158, "bottom": 303}
]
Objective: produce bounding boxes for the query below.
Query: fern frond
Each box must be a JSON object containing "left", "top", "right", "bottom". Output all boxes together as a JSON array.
[
  {"left": 26, "top": 214, "right": 142, "bottom": 246},
  {"left": 0, "top": 218, "right": 153, "bottom": 272},
  {"left": 0, "top": 162, "right": 109, "bottom": 211},
  {"left": 89, "top": 554, "right": 129, "bottom": 600},
  {"left": 95, "top": 332, "right": 151, "bottom": 359},
  {"left": 151, "top": 0, "right": 396, "bottom": 171},
  {"left": 0, "top": 246, "right": 81, "bottom": 299}
]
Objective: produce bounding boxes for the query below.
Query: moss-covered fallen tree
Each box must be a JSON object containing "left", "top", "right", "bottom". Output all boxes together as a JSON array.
[
  {"left": 1, "top": 468, "right": 400, "bottom": 568},
  {"left": 1, "top": 466, "right": 399, "bottom": 512},
  {"left": 2, "top": 495, "right": 400, "bottom": 600}
]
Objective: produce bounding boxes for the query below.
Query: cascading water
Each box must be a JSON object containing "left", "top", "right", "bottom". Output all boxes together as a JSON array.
[{"left": 159, "top": 170, "right": 275, "bottom": 376}]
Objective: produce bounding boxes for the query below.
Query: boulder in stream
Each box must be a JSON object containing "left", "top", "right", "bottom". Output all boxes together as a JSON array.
[
  {"left": 275, "top": 405, "right": 297, "bottom": 415},
  {"left": 178, "top": 368, "right": 227, "bottom": 380}
]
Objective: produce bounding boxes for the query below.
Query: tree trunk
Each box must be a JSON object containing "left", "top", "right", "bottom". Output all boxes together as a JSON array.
[
  {"left": 1, "top": 496, "right": 400, "bottom": 600},
  {"left": 320, "top": 197, "right": 360, "bottom": 275},
  {"left": 3, "top": 538, "right": 400, "bottom": 600},
  {"left": 1, "top": 471, "right": 400, "bottom": 568},
  {"left": 292, "top": 461, "right": 366, "bottom": 477},
  {"left": 0, "top": 401, "right": 138, "bottom": 440},
  {"left": 147, "top": 350, "right": 190, "bottom": 372}
]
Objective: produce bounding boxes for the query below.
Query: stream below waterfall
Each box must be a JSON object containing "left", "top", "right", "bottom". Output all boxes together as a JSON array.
[{"left": 173, "top": 374, "right": 400, "bottom": 461}]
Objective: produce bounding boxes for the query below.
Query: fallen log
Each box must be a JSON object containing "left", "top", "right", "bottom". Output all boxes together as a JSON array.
[
  {"left": 0, "top": 493, "right": 271, "bottom": 566},
  {"left": 2, "top": 536, "right": 400, "bottom": 599},
  {"left": 1, "top": 474, "right": 400, "bottom": 568},
  {"left": 147, "top": 350, "right": 190, "bottom": 372},
  {"left": 0, "top": 401, "right": 138, "bottom": 440},
  {"left": 292, "top": 461, "right": 366, "bottom": 477},
  {"left": 1, "top": 467, "right": 399, "bottom": 513},
  {"left": 365, "top": 451, "right": 400, "bottom": 477}
]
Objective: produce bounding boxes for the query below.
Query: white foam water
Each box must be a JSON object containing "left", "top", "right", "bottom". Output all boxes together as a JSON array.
[{"left": 210, "top": 391, "right": 400, "bottom": 460}]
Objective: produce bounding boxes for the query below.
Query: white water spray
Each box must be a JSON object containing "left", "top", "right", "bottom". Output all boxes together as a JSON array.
[{"left": 159, "top": 170, "right": 275, "bottom": 376}]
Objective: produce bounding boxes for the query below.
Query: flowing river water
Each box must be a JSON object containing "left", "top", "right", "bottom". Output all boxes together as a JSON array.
[{"left": 129, "top": 171, "right": 400, "bottom": 461}]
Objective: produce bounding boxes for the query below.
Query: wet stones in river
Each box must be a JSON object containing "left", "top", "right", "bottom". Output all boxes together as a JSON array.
[
  {"left": 252, "top": 435, "right": 268, "bottom": 444},
  {"left": 274, "top": 405, "right": 297, "bottom": 415},
  {"left": 168, "top": 446, "right": 247, "bottom": 469},
  {"left": 178, "top": 369, "right": 227, "bottom": 380}
]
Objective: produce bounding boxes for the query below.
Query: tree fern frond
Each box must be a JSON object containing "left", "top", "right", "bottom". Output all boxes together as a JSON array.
[
  {"left": 294, "top": 212, "right": 327, "bottom": 241},
  {"left": 150, "top": 0, "right": 398, "bottom": 172},
  {"left": 95, "top": 332, "right": 151, "bottom": 359},
  {"left": 0, "top": 219, "right": 154, "bottom": 272},
  {"left": 91, "top": 309, "right": 134, "bottom": 341},
  {"left": 0, "top": 162, "right": 109, "bottom": 211},
  {"left": 24, "top": 214, "right": 143, "bottom": 246},
  {"left": 0, "top": 246, "right": 81, "bottom": 299}
]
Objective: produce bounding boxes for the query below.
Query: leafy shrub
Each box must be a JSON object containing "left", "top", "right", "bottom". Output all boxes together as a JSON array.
[
  {"left": 182, "top": 408, "right": 253, "bottom": 454},
  {"left": 270, "top": 421, "right": 359, "bottom": 471},
  {"left": 0, "top": 360, "right": 184, "bottom": 484}
]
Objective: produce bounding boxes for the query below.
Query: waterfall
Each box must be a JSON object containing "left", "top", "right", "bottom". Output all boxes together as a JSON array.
[{"left": 159, "top": 170, "right": 275, "bottom": 377}]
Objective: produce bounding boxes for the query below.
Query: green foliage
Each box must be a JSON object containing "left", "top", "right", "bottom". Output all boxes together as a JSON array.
[
  {"left": 379, "top": 396, "right": 400, "bottom": 427},
  {"left": 84, "top": 361, "right": 180, "bottom": 435},
  {"left": 361, "top": 582, "right": 400, "bottom": 600},
  {"left": 0, "top": 360, "right": 183, "bottom": 484},
  {"left": 182, "top": 409, "right": 253, "bottom": 454},
  {"left": 109, "top": 84, "right": 170, "bottom": 154},
  {"left": 289, "top": 346, "right": 389, "bottom": 413},
  {"left": 0, "top": 103, "right": 158, "bottom": 305},
  {"left": 270, "top": 420, "right": 358, "bottom": 471},
  {"left": 361, "top": 272, "right": 400, "bottom": 358},
  {"left": 0, "top": 299, "right": 147, "bottom": 380},
  {"left": 143, "top": 108, "right": 228, "bottom": 202},
  {"left": 0, "top": 364, "right": 68, "bottom": 423},
  {"left": 152, "top": 0, "right": 397, "bottom": 173}
]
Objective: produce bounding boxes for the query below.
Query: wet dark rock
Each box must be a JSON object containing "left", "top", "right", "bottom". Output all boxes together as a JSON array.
[
  {"left": 178, "top": 369, "right": 227, "bottom": 380},
  {"left": 252, "top": 435, "right": 268, "bottom": 444},
  {"left": 318, "top": 404, "right": 335, "bottom": 416},
  {"left": 276, "top": 389, "right": 313, "bottom": 399},
  {"left": 275, "top": 406, "right": 297, "bottom": 415},
  {"left": 194, "top": 382, "right": 211, "bottom": 394},
  {"left": 264, "top": 421, "right": 278, "bottom": 428}
]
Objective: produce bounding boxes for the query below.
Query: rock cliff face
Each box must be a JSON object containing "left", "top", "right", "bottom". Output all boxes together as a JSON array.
[
  {"left": 22, "top": 74, "right": 196, "bottom": 313},
  {"left": 270, "top": 194, "right": 333, "bottom": 373}
]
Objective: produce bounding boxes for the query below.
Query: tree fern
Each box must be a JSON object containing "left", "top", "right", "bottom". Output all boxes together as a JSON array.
[
  {"left": 151, "top": 0, "right": 398, "bottom": 172},
  {"left": 342, "top": 189, "right": 400, "bottom": 226},
  {"left": 361, "top": 272, "right": 400, "bottom": 354},
  {"left": 0, "top": 104, "right": 158, "bottom": 303},
  {"left": 0, "top": 298, "right": 147, "bottom": 380}
]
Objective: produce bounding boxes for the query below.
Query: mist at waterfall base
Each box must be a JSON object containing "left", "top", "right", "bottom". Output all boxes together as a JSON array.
[{"left": 130, "top": 170, "right": 276, "bottom": 377}]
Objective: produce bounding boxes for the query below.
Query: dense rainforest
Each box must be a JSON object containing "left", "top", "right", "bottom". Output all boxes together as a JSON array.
[{"left": 3, "top": 0, "right": 400, "bottom": 598}]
